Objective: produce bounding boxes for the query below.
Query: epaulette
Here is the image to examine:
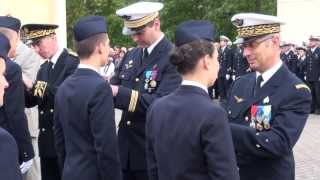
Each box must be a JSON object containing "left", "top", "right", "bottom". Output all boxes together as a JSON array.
[
  {"left": 67, "top": 49, "right": 78, "bottom": 58},
  {"left": 295, "top": 84, "right": 310, "bottom": 92}
]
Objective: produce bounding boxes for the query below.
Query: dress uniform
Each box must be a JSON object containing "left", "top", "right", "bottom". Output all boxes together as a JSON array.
[
  {"left": 0, "top": 16, "right": 35, "bottom": 165},
  {"left": 54, "top": 16, "right": 122, "bottom": 180},
  {"left": 112, "top": 2, "right": 181, "bottom": 179},
  {"left": 295, "top": 46, "right": 307, "bottom": 82},
  {"left": 280, "top": 43, "right": 298, "bottom": 74},
  {"left": 304, "top": 35, "right": 320, "bottom": 114},
  {"left": 217, "top": 35, "right": 233, "bottom": 99},
  {"left": 146, "top": 20, "right": 239, "bottom": 180},
  {"left": 22, "top": 24, "right": 79, "bottom": 180},
  {"left": 0, "top": 127, "right": 22, "bottom": 180},
  {"left": 232, "top": 46, "right": 249, "bottom": 78},
  {"left": 226, "top": 13, "right": 312, "bottom": 180}
]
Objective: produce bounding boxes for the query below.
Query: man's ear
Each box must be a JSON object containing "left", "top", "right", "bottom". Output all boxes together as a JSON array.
[{"left": 203, "top": 54, "right": 211, "bottom": 70}]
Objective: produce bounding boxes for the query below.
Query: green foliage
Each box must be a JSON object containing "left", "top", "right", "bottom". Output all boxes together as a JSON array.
[{"left": 67, "top": 0, "right": 276, "bottom": 48}]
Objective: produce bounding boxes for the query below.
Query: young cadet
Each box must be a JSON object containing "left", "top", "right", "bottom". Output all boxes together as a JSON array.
[
  {"left": 0, "top": 16, "right": 35, "bottom": 174},
  {"left": 146, "top": 20, "right": 239, "bottom": 180},
  {"left": 225, "top": 13, "right": 312, "bottom": 180},
  {"left": 111, "top": 2, "right": 181, "bottom": 179},
  {"left": 54, "top": 15, "right": 122, "bottom": 180}
]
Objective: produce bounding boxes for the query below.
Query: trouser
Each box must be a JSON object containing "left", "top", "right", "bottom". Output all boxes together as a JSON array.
[
  {"left": 23, "top": 137, "right": 41, "bottom": 180},
  {"left": 123, "top": 169, "right": 148, "bottom": 180},
  {"left": 40, "top": 157, "right": 61, "bottom": 180}
]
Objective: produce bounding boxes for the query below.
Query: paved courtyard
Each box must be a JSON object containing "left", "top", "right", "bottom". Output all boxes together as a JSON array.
[
  {"left": 294, "top": 114, "right": 320, "bottom": 180},
  {"left": 115, "top": 110, "right": 320, "bottom": 179}
]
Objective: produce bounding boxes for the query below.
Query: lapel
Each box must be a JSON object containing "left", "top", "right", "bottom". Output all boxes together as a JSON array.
[
  {"left": 136, "top": 38, "right": 169, "bottom": 76},
  {"left": 242, "top": 65, "right": 287, "bottom": 110},
  {"left": 49, "top": 49, "right": 67, "bottom": 83}
]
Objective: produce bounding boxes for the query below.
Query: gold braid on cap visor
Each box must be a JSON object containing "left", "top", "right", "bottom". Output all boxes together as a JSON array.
[
  {"left": 23, "top": 29, "right": 55, "bottom": 40},
  {"left": 237, "top": 23, "right": 280, "bottom": 38},
  {"left": 124, "top": 12, "right": 159, "bottom": 28}
]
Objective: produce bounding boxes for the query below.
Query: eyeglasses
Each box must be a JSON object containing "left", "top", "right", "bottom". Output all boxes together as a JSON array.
[{"left": 240, "top": 35, "right": 274, "bottom": 50}]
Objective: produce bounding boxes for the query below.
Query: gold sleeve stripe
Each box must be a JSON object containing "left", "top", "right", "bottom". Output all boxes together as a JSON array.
[
  {"left": 128, "top": 90, "right": 139, "bottom": 112},
  {"left": 295, "top": 84, "right": 311, "bottom": 92}
]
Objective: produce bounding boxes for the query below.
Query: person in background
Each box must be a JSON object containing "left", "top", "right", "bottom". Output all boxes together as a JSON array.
[{"left": 146, "top": 20, "right": 239, "bottom": 180}]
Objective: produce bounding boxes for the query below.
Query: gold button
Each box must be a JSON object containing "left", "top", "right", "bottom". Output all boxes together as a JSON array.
[
  {"left": 126, "top": 121, "right": 131, "bottom": 126},
  {"left": 245, "top": 116, "right": 249, "bottom": 121},
  {"left": 228, "top": 110, "right": 231, "bottom": 115},
  {"left": 135, "top": 78, "right": 139, "bottom": 82},
  {"left": 121, "top": 75, "right": 125, "bottom": 78},
  {"left": 256, "top": 132, "right": 260, "bottom": 136},
  {"left": 50, "top": 109, "right": 54, "bottom": 113},
  {"left": 40, "top": 111, "right": 44, "bottom": 114},
  {"left": 42, "top": 128, "right": 46, "bottom": 132},
  {"left": 265, "top": 139, "right": 269, "bottom": 142}
]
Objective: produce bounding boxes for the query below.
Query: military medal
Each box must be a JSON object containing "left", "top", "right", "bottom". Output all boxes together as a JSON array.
[
  {"left": 263, "top": 96, "right": 270, "bottom": 104},
  {"left": 150, "top": 80, "right": 157, "bottom": 88}
]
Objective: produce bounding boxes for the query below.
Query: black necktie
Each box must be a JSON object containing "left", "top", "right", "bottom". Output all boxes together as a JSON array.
[
  {"left": 142, "top": 48, "right": 149, "bottom": 60},
  {"left": 254, "top": 75, "right": 263, "bottom": 96},
  {"left": 48, "top": 61, "right": 54, "bottom": 78}
]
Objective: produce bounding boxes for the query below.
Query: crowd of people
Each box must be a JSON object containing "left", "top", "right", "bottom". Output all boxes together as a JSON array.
[{"left": 0, "top": 1, "right": 318, "bottom": 180}]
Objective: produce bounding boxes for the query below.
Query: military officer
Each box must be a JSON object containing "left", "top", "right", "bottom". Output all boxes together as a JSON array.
[
  {"left": 111, "top": 2, "right": 181, "bottom": 180},
  {"left": 146, "top": 20, "right": 239, "bottom": 180},
  {"left": 0, "top": 16, "right": 35, "bottom": 174},
  {"left": 296, "top": 46, "right": 307, "bottom": 82},
  {"left": 232, "top": 45, "right": 250, "bottom": 78},
  {"left": 22, "top": 23, "right": 79, "bottom": 180},
  {"left": 304, "top": 35, "right": 320, "bottom": 114},
  {"left": 217, "top": 35, "right": 233, "bottom": 99},
  {"left": 280, "top": 42, "right": 298, "bottom": 73},
  {"left": 54, "top": 15, "right": 122, "bottom": 180},
  {"left": 225, "top": 13, "right": 312, "bottom": 180}
]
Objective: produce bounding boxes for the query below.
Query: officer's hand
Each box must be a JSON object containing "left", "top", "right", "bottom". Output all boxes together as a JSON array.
[
  {"left": 110, "top": 85, "right": 119, "bottom": 96},
  {"left": 22, "top": 74, "right": 33, "bottom": 90},
  {"left": 20, "top": 159, "right": 33, "bottom": 174},
  {"left": 226, "top": 74, "right": 230, "bottom": 80}
]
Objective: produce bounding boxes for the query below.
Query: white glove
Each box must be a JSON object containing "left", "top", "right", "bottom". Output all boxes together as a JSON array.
[
  {"left": 20, "top": 159, "right": 33, "bottom": 174},
  {"left": 226, "top": 74, "right": 230, "bottom": 80},
  {"left": 304, "top": 76, "right": 306, "bottom": 81},
  {"left": 22, "top": 74, "right": 33, "bottom": 90},
  {"left": 232, "top": 75, "right": 236, "bottom": 80}
]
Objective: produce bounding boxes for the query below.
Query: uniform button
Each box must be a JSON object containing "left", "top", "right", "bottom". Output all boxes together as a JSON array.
[
  {"left": 228, "top": 110, "right": 231, "bottom": 115},
  {"left": 256, "top": 132, "right": 260, "bottom": 136},
  {"left": 126, "top": 121, "right": 131, "bottom": 126},
  {"left": 256, "top": 144, "right": 261, "bottom": 148},
  {"left": 50, "top": 109, "right": 54, "bottom": 113},
  {"left": 135, "top": 78, "right": 139, "bottom": 82},
  {"left": 121, "top": 75, "right": 125, "bottom": 78},
  {"left": 42, "top": 128, "right": 46, "bottom": 132},
  {"left": 265, "top": 138, "right": 269, "bottom": 142},
  {"left": 40, "top": 111, "right": 44, "bottom": 114},
  {"left": 245, "top": 116, "right": 249, "bottom": 121}
]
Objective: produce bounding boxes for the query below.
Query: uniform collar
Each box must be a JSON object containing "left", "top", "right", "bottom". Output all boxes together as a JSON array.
[
  {"left": 78, "top": 63, "right": 100, "bottom": 73},
  {"left": 256, "top": 60, "right": 282, "bottom": 87},
  {"left": 146, "top": 32, "right": 164, "bottom": 55},
  {"left": 181, "top": 80, "right": 208, "bottom": 93},
  {"left": 50, "top": 47, "right": 63, "bottom": 66}
]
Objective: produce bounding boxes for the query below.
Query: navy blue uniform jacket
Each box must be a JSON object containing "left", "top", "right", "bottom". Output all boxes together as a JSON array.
[
  {"left": 146, "top": 85, "right": 240, "bottom": 180},
  {"left": 225, "top": 65, "right": 311, "bottom": 180},
  {"left": 54, "top": 68, "right": 122, "bottom": 180},
  {"left": 0, "top": 127, "right": 22, "bottom": 180},
  {"left": 110, "top": 37, "right": 181, "bottom": 170},
  {"left": 0, "top": 41, "right": 34, "bottom": 162}
]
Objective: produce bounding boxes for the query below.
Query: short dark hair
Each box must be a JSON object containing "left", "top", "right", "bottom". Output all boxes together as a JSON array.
[
  {"left": 74, "top": 33, "right": 107, "bottom": 59},
  {"left": 170, "top": 40, "right": 214, "bottom": 75}
]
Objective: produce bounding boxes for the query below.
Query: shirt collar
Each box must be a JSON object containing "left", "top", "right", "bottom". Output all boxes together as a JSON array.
[
  {"left": 78, "top": 63, "right": 100, "bottom": 73},
  {"left": 146, "top": 33, "right": 164, "bottom": 55},
  {"left": 181, "top": 80, "right": 208, "bottom": 93},
  {"left": 256, "top": 60, "right": 282, "bottom": 87},
  {"left": 50, "top": 47, "right": 63, "bottom": 65}
]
